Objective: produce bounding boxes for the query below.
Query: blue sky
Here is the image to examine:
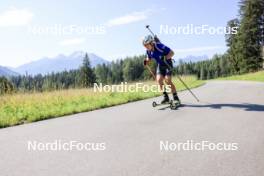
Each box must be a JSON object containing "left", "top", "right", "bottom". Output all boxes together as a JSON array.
[{"left": 0, "top": 0, "right": 239, "bottom": 67}]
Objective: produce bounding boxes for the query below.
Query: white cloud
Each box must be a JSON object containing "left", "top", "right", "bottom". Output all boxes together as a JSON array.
[
  {"left": 106, "top": 9, "right": 153, "bottom": 27},
  {"left": 174, "top": 46, "right": 226, "bottom": 53},
  {"left": 0, "top": 8, "right": 33, "bottom": 27},
  {"left": 59, "top": 38, "right": 85, "bottom": 46}
]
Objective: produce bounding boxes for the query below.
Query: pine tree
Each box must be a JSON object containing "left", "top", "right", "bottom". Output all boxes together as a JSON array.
[
  {"left": 80, "top": 53, "right": 96, "bottom": 87},
  {"left": 238, "top": 0, "right": 264, "bottom": 72},
  {"left": 0, "top": 77, "right": 14, "bottom": 95},
  {"left": 226, "top": 18, "right": 241, "bottom": 73},
  {"left": 200, "top": 66, "right": 205, "bottom": 80}
]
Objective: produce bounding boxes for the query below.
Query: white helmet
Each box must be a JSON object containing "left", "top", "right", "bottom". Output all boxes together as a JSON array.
[{"left": 143, "top": 35, "right": 154, "bottom": 45}]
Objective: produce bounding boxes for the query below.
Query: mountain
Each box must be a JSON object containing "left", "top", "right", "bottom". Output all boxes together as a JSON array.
[
  {"left": 0, "top": 66, "right": 19, "bottom": 77},
  {"left": 176, "top": 55, "right": 209, "bottom": 64},
  {"left": 13, "top": 51, "right": 109, "bottom": 75}
]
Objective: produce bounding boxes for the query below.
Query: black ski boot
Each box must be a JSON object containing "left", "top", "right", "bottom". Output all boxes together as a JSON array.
[
  {"left": 173, "top": 92, "right": 181, "bottom": 104},
  {"left": 161, "top": 92, "right": 170, "bottom": 104}
]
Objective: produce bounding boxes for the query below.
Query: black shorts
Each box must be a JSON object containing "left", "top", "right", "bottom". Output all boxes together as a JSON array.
[{"left": 156, "top": 60, "right": 173, "bottom": 77}]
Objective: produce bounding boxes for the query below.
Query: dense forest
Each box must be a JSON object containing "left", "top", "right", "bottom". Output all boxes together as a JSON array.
[{"left": 0, "top": 0, "right": 263, "bottom": 95}]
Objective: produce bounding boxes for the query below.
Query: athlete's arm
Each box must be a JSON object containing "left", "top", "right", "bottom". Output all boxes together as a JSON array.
[
  {"left": 165, "top": 50, "right": 174, "bottom": 59},
  {"left": 144, "top": 52, "right": 152, "bottom": 65}
]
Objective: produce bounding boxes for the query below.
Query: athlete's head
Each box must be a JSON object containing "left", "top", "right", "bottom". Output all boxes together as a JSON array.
[{"left": 143, "top": 35, "right": 154, "bottom": 51}]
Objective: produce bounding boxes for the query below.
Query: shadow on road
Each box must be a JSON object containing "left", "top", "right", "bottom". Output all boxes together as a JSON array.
[{"left": 183, "top": 103, "right": 264, "bottom": 112}]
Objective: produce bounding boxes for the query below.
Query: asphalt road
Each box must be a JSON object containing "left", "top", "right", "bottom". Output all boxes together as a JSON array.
[{"left": 0, "top": 81, "right": 264, "bottom": 176}]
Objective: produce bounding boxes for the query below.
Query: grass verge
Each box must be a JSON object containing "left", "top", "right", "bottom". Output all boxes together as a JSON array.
[
  {"left": 0, "top": 76, "right": 204, "bottom": 128},
  {"left": 215, "top": 71, "right": 264, "bottom": 82}
]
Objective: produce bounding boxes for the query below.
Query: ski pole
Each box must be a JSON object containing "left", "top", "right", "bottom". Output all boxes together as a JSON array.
[
  {"left": 163, "top": 58, "right": 200, "bottom": 102},
  {"left": 145, "top": 65, "right": 156, "bottom": 80},
  {"left": 145, "top": 25, "right": 156, "bottom": 37}
]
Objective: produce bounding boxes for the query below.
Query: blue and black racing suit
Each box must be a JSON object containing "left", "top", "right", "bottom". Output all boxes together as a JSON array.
[{"left": 146, "top": 42, "right": 173, "bottom": 77}]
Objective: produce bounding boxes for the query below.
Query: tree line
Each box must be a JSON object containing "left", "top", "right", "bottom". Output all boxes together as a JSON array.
[
  {"left": 8, "top": 53, "right": 96, "bottom": 93},
  {"left": 0, "top": 54, "right": 151, "bottom": 94},
  {"left": 174, "top": 54, "right": 232, "bottom": 80}
]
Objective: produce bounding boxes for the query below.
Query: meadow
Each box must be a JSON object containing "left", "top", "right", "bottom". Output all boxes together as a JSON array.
[
  {"left": 215, "top": 71, "right": 264, "bottom": 82},
  {"left": 0, "top": 76, "right": 204, "bottom": 128}
]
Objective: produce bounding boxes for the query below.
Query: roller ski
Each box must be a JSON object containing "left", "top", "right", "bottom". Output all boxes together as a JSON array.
[
  {"left": 169, "top": 99, "right": 181, "bottom": 110},
  {"left": 152, "top": 92, "right": 181, "bottom": 110}
]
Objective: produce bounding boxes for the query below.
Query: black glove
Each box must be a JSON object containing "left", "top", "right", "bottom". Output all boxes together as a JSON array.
[{"left": 143, "top": 60, "right": 147, "bottom": 66}]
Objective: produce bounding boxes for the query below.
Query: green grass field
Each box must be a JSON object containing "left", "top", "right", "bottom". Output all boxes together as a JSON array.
[
  {"left": 0, "top": 76, "right": 204, "bottom": 128},
  {"left": 215, "top": 71, "right": 264, "bottom": 82}
]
